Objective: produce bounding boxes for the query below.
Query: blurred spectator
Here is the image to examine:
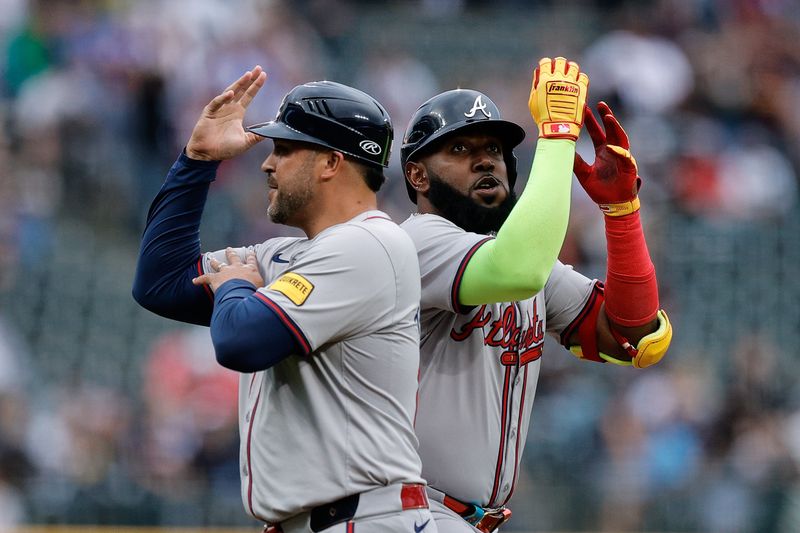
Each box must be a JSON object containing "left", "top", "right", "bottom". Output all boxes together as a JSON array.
[
  {"left": 672, "top": 119, "right": 798, "bottom": 221},
  {"left": 8, "top": 118, "right": 63, "bottom": 267},
  {"left": 2, "top": 0, "right": 52, "bottom": 98},
  {"left": 582, "top": 26, "right": 694, "bottom": 114},
  {"left": 24, "top": 383, "right": 142, "bottom": 522},
  {"left": 714, "top": 130, "right": 797, "bottom": 220},
  {"left": 0, "top": 316, "right": 32, "bottom": 528},
  {"left": 0, "top": 0, "right": 25, "bottom": 37},
  {"left": 0, "top": 118, "right": 18, "bottom": 291},
  {"left": 140, "top": 327, "right": 239, "bottom": 503}
]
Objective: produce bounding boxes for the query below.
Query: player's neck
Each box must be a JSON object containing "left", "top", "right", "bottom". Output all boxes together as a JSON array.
[
  {"left": 300, "top": 191, "right": 378, "bottom": 238},
  {"left": 414, "top": 196, "right": 439, "bottom": 217}
]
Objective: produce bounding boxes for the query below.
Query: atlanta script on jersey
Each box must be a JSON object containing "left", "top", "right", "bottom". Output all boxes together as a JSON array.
[{"left": 401, "top": 213, "right": 596, "bottom": 507}]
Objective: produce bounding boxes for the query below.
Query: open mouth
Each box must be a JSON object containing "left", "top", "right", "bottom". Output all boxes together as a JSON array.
[
  {"left": 472, "top": 175, "right": 503, "bottom": 204},
  {"left": 474, "top": 175, "right": 501, "bottom": 191}
]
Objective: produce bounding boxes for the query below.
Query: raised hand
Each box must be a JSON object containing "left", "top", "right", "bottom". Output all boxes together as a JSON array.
[
  {"left": 574, "top": 102, "right": 641, "bottom": 214},
  {"left": 193, "top": 248, "right": 265, "bottom": 293},
  {"left": 528, "top": 57, "right": 590, "bottom": 141},
  {"left": 185, "top": 66, "right": 268, "bottom": 161}
]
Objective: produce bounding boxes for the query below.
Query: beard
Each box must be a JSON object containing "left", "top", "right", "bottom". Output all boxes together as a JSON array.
[
  {"left": 267, "top": 158, "right": 316, "bottom": 225},
  {"left": 427, "top": 170, "right": 517, "bottom": 234}
]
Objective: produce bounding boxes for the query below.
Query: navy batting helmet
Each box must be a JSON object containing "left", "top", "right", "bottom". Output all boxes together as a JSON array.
[
  {"left": 401, "top": 89, "right": 525, "bottom": 203},
  {"left": 247, "top": 81, "right": 393, "bottom": 169}
]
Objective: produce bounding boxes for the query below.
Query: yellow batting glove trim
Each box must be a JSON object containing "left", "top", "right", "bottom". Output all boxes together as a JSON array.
[
  {"left": 598, "top": 352, "right": 634, "bottom": 366},
  {"left": 570, "top": 346, "right": 633, "bottom": 366},
  {"left": 599, "top": 196, "right": 640, "bottom": 216},
  {"left": 608, "top": 145, "right": 638, "bottom": 173}
]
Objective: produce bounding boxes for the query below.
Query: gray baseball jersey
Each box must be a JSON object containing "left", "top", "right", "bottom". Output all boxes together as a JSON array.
[
  {"left": 400, "top": 213, "right": 595, "bottom": 508},
  {"left": 204, "top": 210, "right": 425, "bottom": 523}
]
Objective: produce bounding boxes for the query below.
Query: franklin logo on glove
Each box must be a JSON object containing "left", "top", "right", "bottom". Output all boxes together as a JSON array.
[{"left": 547, "top": 82, "right": 580, "bottom": 94}]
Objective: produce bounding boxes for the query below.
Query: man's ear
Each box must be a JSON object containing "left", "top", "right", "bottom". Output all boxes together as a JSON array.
[
  {"left": 319, "top": 150, "right": 345, "bottom": 182},
  {"left": 405, "top": 161, "right": 430, "bottom": 195}
]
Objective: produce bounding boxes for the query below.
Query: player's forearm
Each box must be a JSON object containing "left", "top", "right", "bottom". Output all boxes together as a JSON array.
[
  {"left": 603, "top": 210, "right": 658, "bottom": 331},
  {"left": 459, "top": 139, "right": 574, "bottom": 305},
  {"left": 210, "top": 280, "right": 300, "bottom": 372},
  {"left": 132, "top": 152, "right": 219, "bottom": 325}
]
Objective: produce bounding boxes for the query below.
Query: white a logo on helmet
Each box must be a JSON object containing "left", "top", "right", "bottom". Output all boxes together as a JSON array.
[
  {"left": 359, "top": 140, "right": 382, "bottom": 155},
  {"left": 464, "top": 95, "right": 492, "bottom": 118}
]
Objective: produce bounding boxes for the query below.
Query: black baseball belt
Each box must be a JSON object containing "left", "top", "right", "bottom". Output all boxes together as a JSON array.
[{"left": 264, "top": 483, "right": 428, "bottom": 533}]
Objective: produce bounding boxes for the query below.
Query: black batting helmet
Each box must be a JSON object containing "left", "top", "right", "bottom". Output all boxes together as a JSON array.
[
  {"left": 401, "top": 89, "right": 526, "bottom": 203},
  {"left": 248, "top": 81, "right": 393, "bottom": 169}
]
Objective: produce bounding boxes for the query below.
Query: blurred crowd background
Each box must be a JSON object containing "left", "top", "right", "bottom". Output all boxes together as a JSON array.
[{"left": 1, "top": 0, "right": 800, "bottom": 531}]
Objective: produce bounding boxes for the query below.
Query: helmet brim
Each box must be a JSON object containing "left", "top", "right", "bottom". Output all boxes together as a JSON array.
[
  {"left": 246, "top": 120, "right": 388, "bottom": 169},
  {"left": 405, "top": 119, "right": 525, "bottom": 163},
  {"left": 247, "top": 121, "right": 317, "bottom": 143}
]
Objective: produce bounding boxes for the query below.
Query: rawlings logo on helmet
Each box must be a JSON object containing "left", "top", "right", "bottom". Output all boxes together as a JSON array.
[
  {"left": 464, "top": 95, "right": 492, "bottom": 119},
  {"left": 359, "top": 140, "right": 382, "bottom": 155}
]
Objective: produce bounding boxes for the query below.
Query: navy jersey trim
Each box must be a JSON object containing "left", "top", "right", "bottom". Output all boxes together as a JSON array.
[
  {"left": 451, "top": 237, "right": 493, "bottom": 314},
  {"left": 253, "top": 293, "right": 312, "bottom": 356}
]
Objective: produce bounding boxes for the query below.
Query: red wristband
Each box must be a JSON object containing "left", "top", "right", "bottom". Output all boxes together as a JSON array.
[{"left": 604, "top": 209, "right": 659, "bottom": 327}]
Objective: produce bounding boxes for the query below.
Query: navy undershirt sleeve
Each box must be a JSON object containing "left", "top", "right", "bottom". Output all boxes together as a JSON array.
[
  {"left": 132, "top": 152, "right": 220, "bottom": 325},
  {"left": 210, "top": 279, "right": 301, "bottom": 371}
]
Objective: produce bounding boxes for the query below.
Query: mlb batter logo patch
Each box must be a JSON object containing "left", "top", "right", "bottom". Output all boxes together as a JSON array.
[{"left": 269, "top": 272, "right": 314, "bottom": 305}]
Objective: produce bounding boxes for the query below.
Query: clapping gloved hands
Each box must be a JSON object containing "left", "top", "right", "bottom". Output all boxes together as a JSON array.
[
  {"left": 574, "top": 101, "right": 642, "bottom": 216},
  {"left": 527, "top": 57, "right": 640, "bottom": 211}
]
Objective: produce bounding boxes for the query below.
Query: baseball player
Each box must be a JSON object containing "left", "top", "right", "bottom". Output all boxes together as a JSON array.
[
  {"left": 399, "top": 58, "right": 673, "bottom": 532},
  {"left": 132, "top": 67, "right": 437, "bottom": 533}
]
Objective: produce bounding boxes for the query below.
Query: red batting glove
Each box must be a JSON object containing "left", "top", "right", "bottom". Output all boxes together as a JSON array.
[{"left": 574, "top": 102, "right": 641, "bottom": 214}]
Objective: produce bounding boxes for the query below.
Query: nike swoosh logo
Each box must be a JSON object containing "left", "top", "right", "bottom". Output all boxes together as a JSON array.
[
  {"left": 414, "top": 519, "right": 430, "bottom": 533},
  {"left": 271, "top": 252, "right": 290, "bottom": 263}
]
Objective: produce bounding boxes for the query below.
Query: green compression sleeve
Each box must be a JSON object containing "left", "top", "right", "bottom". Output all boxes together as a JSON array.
[{"left": 459, "top": 138, "right": 575, "bottom": 305}]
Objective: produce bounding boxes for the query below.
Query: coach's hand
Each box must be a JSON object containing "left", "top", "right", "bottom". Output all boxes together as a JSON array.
[
  {"left": 528, "top": 57, "right": 589, "bottom": 141},
  {"left": 574, "top": 102, "right": 641, "bottom": 216},
  {"left": 185, "top": 66, "right": 268, "bottom": 161},
  {"left": 193, "top": 248, "right": 265, "bottom": 293}
]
